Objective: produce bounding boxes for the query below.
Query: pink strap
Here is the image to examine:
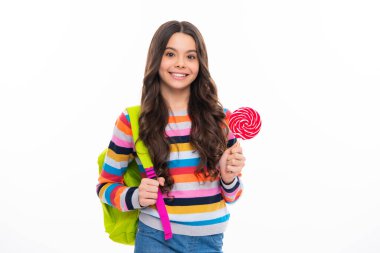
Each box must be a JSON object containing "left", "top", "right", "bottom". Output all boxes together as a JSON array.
[
  {"left": 156, "top": 191, "right": 172, "bottom": 240},
  {"left": 145, "top": 167, "right": 173, "bottom": 240}
]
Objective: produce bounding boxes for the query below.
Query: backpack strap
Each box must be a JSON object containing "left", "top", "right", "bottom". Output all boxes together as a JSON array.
[{"left": 127, "top": 106, "right": 173, "bottom": 240}]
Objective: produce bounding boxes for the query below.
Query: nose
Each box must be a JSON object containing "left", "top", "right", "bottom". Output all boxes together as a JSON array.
[{"left": 175, "top": 57, "right": 185, "bottom": 69}]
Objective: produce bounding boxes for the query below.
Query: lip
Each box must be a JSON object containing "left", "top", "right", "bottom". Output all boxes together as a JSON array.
[{"left": 169, "top": 72, "right": 189, "bottom": 75}]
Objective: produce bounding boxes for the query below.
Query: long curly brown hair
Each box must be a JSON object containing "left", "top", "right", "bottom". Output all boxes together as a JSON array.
[{"left": 138, "top": 20, "right": 228, "bottom": 193}]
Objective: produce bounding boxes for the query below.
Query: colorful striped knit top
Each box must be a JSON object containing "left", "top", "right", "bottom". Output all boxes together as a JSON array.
[{"left": 96, "top": 108, "right": 243, "bottom": 236}]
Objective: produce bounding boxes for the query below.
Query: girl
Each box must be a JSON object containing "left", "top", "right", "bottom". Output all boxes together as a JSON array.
[{"left": 97, "top": 20, "right": 246, "bottom": 253}]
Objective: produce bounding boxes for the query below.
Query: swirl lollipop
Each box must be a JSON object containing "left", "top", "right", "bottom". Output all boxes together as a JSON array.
[{"left": 229, "top": 107, "right": 261, "bottom": 140}]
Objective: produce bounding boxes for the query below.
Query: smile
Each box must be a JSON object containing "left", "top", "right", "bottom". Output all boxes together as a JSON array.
[{"left": 170, "top": 72, "right": 189, "bottom": 80}]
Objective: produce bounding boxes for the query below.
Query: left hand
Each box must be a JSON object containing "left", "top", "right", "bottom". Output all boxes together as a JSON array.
[{"left": 219, "top": 141, "right": 245, "bottom": 184}]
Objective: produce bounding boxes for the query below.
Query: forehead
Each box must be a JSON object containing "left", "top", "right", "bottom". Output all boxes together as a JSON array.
[{"left": 166, "top": 32, "right": 196, "bottom": 51}]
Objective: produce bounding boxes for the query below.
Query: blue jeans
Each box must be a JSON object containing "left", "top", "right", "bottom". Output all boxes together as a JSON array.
[{"left": 134, "top": 220, "right": 224, "bottom": 253}]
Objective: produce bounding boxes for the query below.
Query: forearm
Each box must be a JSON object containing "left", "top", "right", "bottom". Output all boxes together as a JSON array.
[
  {"left": 96, "top": 181, "right": 142, "bottom": 211},
  {"left": 96, "top": 110, "right": 142, "bottom": 211}
]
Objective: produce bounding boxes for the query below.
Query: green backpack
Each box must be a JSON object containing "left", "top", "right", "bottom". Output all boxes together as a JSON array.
[{"left": 97, "top": 106, "right": 145, "bottom": 245}]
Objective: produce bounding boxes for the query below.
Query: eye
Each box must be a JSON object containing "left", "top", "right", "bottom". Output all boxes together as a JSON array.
[
  {"left": 165, "top": 52, "right": 175, "bottom": 57},
  {"left": 188, "top": 55, "right": 197, "bottom": 60}
]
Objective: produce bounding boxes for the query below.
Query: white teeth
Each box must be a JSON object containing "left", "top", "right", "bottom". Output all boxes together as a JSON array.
[{"left": 172, "top": 73, "right": 186, "bottom": 77}]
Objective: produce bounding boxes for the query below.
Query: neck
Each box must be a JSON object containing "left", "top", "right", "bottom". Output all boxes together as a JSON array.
[{"left": 160, "top": 85, "right": 190, "bottom": 112}]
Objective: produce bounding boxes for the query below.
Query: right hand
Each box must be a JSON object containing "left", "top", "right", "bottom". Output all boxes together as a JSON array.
[{"left": 138, "top": 177, "right": 165, "bottom": 207}]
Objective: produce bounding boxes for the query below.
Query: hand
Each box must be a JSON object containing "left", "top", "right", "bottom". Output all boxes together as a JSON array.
[
  {"left": 219, "top": 141, "right": 245, "bottom": 184},
  {"left": 138, "top": 177, "right": 165, "bottom": 207}
]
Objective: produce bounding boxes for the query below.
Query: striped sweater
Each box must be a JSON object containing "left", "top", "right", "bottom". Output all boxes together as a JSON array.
[{"left": 96, "top": 108, "right": 243, "bottom": 236}]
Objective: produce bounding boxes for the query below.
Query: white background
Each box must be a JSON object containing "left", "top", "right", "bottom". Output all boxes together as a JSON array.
[{"left": 1, "top": 0, "right": 379, "bottom": 252}]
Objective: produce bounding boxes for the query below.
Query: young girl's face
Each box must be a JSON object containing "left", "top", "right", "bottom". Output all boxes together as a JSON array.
[{"left": 158, "top": 32, "right": 199, "bottom": 93}]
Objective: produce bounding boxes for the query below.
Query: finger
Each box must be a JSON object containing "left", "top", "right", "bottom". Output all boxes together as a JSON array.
[
  {"left": 145, "top": 192, "right": 158, "bottom": 200},
  {"left": 227, "top": 153, "right": 245, "bottom": 162},
  {"left": 231, "top": 145, "right": 243, "bottom": 154},
  {"left": 145, "top": 185, "right": 159, "bottom": 193},
  {"left": 229, "top": 141, "right": 239, "bottom": 153},
  {"left": 226, "top": 158, "right": 235, "bottom": 166},
  {"left": 157, "top": 177, "right": 165, "bottom": 186},
  {"left": 139, "top": 180, "right": 159, "bottom": 192},
  {"left": 143, "top": 178, "right": 160, "bottom": 187},
  {"left": 227, "top": 158, "right": 245, "bottom": 166},
  {"left": 140, "top": 191, "right": 158, "bottom": 200},
  {"left": 140, "top": 199, "right": 156, "bottom": 207},
  {"left": 226, "top": 142, "right": 238, "bottom": 155},
  {"left": 224, "top": 169, "right": 238, "bottom": 176},
  {"left": 226, "top": 165, "right": 243, "bottom": 174}
]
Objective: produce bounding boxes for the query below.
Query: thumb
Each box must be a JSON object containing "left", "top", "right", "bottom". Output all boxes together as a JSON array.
[
  {"left": 157, "top": 177, "right": 165, "bottom": 186},
  {"left": 230, "top": 140, "right": 240, "bottom": 152}
]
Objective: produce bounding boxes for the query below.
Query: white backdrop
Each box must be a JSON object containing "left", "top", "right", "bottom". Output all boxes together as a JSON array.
[{"left": 1, "top": 0, "right": 379, "bottom": 252}]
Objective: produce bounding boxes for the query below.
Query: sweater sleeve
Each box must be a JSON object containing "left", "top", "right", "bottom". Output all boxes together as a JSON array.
[
  {"left": 220, "top": 108, "right": 244, "bottom": 203},
  {"left": 96, "top": 110, "right": 142, "bottom": 211}
]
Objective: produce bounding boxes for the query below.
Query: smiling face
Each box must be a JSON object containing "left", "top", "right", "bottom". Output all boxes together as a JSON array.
[{"left": 158, "top": 32, "right": 200, "bottom": 96}]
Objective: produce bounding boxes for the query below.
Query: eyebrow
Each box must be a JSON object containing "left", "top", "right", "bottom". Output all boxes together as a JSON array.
[{"left": 165, "top": 47, "right": 197, "bottom": 53}]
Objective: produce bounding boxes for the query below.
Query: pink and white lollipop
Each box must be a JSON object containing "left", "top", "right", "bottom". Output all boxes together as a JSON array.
[{"left": 229, "top": 107, "right": 261, "bottom": 140}]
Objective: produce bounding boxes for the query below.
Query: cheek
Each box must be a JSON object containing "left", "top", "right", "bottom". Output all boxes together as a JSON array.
[
  {"left": 191, "top": 62, "right": 200, "bottom": 77},
  {"left": 158, "top": 61, "right": 169, "bottom": 78},
  {"left": 159, "top": 58, "right": 170, "bottom": 71}
]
